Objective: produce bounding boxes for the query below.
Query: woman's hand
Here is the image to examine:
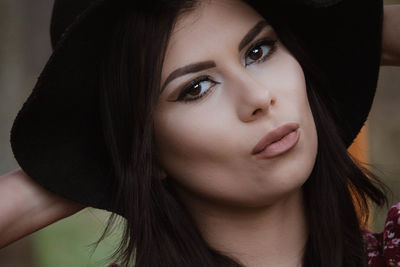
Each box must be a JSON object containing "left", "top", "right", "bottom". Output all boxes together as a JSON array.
[
  {"left": 382, "top": 4, "right": 400, "bottom": 66},
  {"left": 0, "top": 169, "right": 84, "bottom": 248}
]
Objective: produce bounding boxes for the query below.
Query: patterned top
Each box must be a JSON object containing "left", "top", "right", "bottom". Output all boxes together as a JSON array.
[
  {"left": 109, "top": 203, "right": 400, "bottom": 267},
  {"left": 365, "top": 202, "right": 400, "bottom": 267}
]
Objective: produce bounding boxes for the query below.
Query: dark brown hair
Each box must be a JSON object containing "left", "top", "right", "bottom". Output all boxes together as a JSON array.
[{"left": 96, "top": 1, "right": 389, "bottom": 266}]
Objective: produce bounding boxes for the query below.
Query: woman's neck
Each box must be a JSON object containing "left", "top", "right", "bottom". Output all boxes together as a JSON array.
[{"left": 179, "top": 188, "right": 308, "bottom": 267}]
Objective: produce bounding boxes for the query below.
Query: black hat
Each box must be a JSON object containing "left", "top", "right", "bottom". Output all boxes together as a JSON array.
[{"left": 10, "top": 0, "right": 383, "bottom": 213}]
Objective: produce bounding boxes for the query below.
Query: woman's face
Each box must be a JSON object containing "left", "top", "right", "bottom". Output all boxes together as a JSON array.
[{"left": 154, "top": 0, "right": 318, "bottom": 209}]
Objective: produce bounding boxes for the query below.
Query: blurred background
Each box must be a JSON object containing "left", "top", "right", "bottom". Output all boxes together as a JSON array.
[{"left": 0, "top": 0, "right": 399, "bottom": 266}]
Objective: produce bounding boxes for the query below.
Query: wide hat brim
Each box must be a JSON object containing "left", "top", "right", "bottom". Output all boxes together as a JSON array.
[{"left": 10, "top": 0, "right": 383, "bottom": 213}]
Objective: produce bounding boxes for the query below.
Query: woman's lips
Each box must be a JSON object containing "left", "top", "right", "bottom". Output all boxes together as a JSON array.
[{"left": 252, "top": 122, "right": 300, "bottom": 159}]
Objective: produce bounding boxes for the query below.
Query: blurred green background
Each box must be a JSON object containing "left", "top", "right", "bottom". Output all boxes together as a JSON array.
[{"left": 0, "top": 0, "right": 399, "bottom": 266}]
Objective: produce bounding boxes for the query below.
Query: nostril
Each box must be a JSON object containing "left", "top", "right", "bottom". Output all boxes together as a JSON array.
[{"left": 252, "top": 108, "right": 262, "bottom": 116}]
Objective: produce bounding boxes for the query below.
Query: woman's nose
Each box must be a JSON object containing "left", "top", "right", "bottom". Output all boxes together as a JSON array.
[{"left": 232, "top": 72, "right": 276, "bottom": 122}]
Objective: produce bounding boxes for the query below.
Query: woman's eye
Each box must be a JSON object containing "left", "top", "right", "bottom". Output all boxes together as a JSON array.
[
  {"left": 175, "top": 76, "right": 218, "bottom": 102},
  {"left": 245, "top": 39, "right": 277, "bottom": 66}
]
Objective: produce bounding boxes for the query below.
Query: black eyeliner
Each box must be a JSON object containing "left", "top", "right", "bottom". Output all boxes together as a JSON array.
[
  {"left": 168, "top": 38, "right": 278, "bottom": 103},
  {"left": 168, "top": 75, "right": 216, "bottom": 102},
  {"left": 245, "top": 38, "right": 278, "bottom": 66}
]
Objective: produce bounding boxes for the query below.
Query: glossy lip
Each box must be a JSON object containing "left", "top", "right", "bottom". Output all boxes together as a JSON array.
[{"left": 252, "top": 122, "right": 300, "bottom": 155}]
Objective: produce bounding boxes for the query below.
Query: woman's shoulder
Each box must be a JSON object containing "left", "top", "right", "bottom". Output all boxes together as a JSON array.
[{"left": 364, "top": 202, "right": 400, "bottom": 267}]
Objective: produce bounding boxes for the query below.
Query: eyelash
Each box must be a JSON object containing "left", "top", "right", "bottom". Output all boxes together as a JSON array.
[
  {"left": 245, "top": 38, "right": 277, "bottom": 66},
  {"left": 175, "top": 75, "right": 220, "bottom": 103},
  {"left": 174, "top": 38, "right": 278, "bottom": 103}
]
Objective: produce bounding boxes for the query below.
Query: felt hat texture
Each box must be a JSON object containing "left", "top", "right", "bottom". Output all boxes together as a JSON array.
[{"left": 10, "top": 0, "right": 383, "bottom": 213}]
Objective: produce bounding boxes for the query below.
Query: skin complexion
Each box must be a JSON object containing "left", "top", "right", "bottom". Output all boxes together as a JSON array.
[{"left": 153, "top": 0, "right": 318, "bottom": 266}]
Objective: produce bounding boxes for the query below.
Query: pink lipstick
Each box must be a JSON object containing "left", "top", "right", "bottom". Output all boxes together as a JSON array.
[{"left": 252, "top": 122, "right": 300, "bottom": 159}]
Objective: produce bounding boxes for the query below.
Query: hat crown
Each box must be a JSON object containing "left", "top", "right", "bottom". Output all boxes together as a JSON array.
[
  {"left": 50, "top": 0, "right": 95, "bottom": 48},
  {"left": 49, "top": 0, "right": 343, "bottom": 49}
]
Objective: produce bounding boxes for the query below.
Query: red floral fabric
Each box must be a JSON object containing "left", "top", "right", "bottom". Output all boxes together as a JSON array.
[{"left": 364, "top": 202, "right": 400, "bottom": 267}]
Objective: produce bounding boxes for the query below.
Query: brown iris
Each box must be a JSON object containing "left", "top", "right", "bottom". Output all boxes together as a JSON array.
[
  {"left": 249, "top": 46, "right": 263, "bottom": 61},
  {"left": 188, "top": 84, "right": 201, "bottom": 96}
]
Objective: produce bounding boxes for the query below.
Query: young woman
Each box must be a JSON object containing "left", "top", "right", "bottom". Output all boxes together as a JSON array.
[{"left": 1, "top": 0, "right": 400, "bottom": 266}]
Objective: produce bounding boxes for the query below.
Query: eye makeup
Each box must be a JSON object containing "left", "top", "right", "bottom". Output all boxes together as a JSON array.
[
  {"left": 245, "top": 38, "right": 277, "bottom": 66},
  {"left": 168, "top": 75, "right": 220, "bottom": 103},
  {"left": 168, "top": 36, "right": 279, "bottom": 103}
]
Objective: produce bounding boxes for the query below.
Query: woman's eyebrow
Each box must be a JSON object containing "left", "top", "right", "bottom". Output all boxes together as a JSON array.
[
  {"left": 161, "top": 61, "right": 216, "bottom": 92},
  {"left": 161, "top": 20, "right": 268, "bottom": 92},
  {"left": 238, "top": 20, "right": 269, "bottom": 51}
]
